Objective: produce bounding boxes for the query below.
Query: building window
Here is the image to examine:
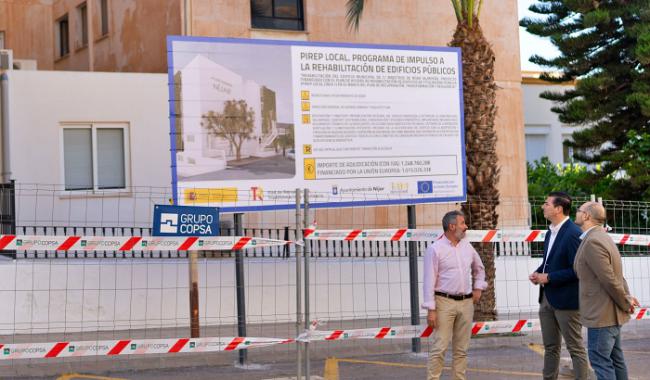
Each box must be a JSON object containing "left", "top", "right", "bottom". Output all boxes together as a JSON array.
[
  {"left": 56, "top": 15, "right": 70, "bottom": 57},
  {"left": 564, "top": 146, "right": 587, "bottom": 164},
  {"left": 563, "top": 144, "right": 571, "bottom": 164},
  {"left": 78, "top": 2, "right": 88, "bottom": 47},
  {"left": 525, "top": 134, "right": 548, "bottom": 163},
  {"left": 251, "top": 0, "right": 304, "bottom": 31},
  {"left": 0, "top": 31, "right": 5, "bottom": 49},
  {"left": 62, "top": 124, "right": 129, "bottom": 191},
  {"left": 562, "top": 135, "right": 573, "bottom": 164},
  {"left": 100, "top": 0, "right": 109, "bottom": 36}
]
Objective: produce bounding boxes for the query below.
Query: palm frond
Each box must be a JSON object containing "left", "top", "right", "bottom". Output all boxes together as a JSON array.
[
  {"left": 451, "top": 0, "right": 463, "bottom": 23},
  {"left": 467, "top": 0, "right": 475, "bottom": 26},
  {"left": 346, "top": 0, "right": 365, "bottom": 31}
]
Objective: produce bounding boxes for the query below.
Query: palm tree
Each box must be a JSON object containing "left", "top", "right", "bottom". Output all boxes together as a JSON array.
[{"left": 347, "top": 0, "right": 499, "bottom": 320}]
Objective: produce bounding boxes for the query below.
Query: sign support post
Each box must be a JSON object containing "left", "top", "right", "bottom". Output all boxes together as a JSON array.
[
  {"left": 303, "top": 189, "right": 311, "bottom": 379},
  {"left": 234, "top": 212, "right": 248, "bottom": 365},
  {"left": 152, "top": 205, "right": 220, "bottom": 339},
  {"left": 295, "top": 189, "right": 303, "bottom": 380},
  {"left": 408, "top": 204, "right": 421, "bottom": 353}
]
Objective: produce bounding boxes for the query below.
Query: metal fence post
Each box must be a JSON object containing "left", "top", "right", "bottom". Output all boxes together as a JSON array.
[
  {"left": 189, "top": 249, "right": 200, "bottom": 338},
  {"left": 234, "top": 212, "right": 247, "bottom": 365},
  {"left": 0, "top": 180, "right": 16, "bottom": 257},
  {"left": 407, "top": 204, "right": 421, "bottom": 353},
  {"left": 9, "top": 179, "right": 15, "bottom": 234},
  {"left": 295, "top": 189, "right": 303, "bottom": 380},
  {"left": 303, "top": 188, "right": 311, "bottom": 379},
  {"left": 284, "top": 225, "right": 290, "bottom": 258}
]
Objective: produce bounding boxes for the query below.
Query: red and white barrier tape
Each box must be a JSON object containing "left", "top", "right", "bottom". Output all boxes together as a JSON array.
[
  {"left": 0, "top": 235, "right": 293, "bottom": 252},
  {"left": 299, "top": 308, "right": 650, "bottom": 342},
  {"left": 0, "top": 336, "right": 294, "bottom": 360},
  {"left": 298, "top": 319, "right": 539, "bottom": 343},
  {"left": 303, "top": 228, "right": 650, "bottom": 246},
  {"left": 633, "top": 307, "right": 650, "bottom": 320},
  {"left": 1, "top": 229, "right": 646, "bottom": 252},
  {"left": 3, "top": 311, "right": 648, "bottom": 360},
  {"left": 297, "top": 324, "right": 435, "bottom": 342},
  {"left": 303, "top": 228, "right": 443, "bottom": 242}
]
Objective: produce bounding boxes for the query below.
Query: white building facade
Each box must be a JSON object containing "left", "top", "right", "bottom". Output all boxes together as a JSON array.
[
  {"left": 522, "top": 72, "right": 585, "bottom": 165},
  {"left": 2, "top": 69, "right": 171, "bottom": 227}
]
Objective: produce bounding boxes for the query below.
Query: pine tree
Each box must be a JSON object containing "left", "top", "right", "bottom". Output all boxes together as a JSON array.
[{"left": 521, "top": 0, "right": 650, "bottom": 199}]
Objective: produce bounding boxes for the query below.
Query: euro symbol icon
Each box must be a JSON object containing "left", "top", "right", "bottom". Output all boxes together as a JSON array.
[{"left": 303, "top": 158, "right": 316, "bottom": 179}]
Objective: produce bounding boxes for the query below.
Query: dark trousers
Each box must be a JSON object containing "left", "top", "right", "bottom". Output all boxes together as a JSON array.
[{"left": 539, "top": 294, "right": 591, "bottom": 380}]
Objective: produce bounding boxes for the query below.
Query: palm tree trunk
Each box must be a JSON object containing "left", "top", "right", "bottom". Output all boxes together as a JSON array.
[{"left": 451, "top": 21, "right": 500, "bottom": 321}]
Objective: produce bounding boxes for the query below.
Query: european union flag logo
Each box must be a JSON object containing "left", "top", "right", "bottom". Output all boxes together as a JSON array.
[{"left": 417, "top": 181, "right": 433, "bottom": 194}]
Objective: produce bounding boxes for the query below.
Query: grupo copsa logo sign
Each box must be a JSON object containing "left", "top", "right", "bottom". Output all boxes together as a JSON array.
[
  {"left": 160, "top": 213, "right": 179, "bottom": 233},
  {"left": 153, "top": 205, "right": 219, "bottom": 236}
]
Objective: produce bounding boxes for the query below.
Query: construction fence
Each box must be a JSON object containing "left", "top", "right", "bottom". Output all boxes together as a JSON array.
[{"left": 0, "top": 184, "right": 649, "bottom": 378}]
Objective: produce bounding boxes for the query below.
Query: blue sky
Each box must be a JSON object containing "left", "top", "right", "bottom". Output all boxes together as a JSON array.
[{"left": 519, "top": 0, "right": 559, "bottom": 72}]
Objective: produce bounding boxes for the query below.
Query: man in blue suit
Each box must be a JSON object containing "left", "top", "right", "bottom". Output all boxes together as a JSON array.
[{"left": 529, "top": 192, "right": 590, "bottom": 380}]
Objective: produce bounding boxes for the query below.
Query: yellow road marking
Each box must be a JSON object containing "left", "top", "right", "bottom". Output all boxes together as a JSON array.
[
  {"left": 323, "top": 357, "right": 340, "bottom": 380},
  {"left": 528, "top": 342, "right": 545, "bottom": 356},
  {"left": 335, "top": 358, "right": 424, "bottom": 369},
  {"left": 324, "top": 357, "right": 544, "bottom": 378},
  {"left": 527, "top": 343, "right": 585, "bottom": 379},
  {"left": 57, "top": 374, "right": 127, "bottom": 380}
]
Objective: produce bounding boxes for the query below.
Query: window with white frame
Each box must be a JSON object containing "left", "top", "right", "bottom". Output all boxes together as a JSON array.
[{"left": 62, "top": 124, "right": 129, "bottom": 191}]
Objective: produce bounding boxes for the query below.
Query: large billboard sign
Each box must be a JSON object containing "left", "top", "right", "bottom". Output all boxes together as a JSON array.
[{"left": 168, "top": 36, "right": 466, "bottom": 212}]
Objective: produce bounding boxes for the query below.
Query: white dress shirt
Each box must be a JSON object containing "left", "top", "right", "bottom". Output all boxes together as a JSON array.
[{"left": 543, "top": 216, "right": 569, "bottom": 273}]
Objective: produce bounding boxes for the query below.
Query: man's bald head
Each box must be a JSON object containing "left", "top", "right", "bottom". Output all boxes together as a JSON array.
[{"left": 581, "top": 202, "right": 607, "bottom": 225}]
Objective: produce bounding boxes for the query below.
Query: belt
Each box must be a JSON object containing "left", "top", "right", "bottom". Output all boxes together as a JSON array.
[{"left": 435, "top": 291, "right": 473, "bottom": 301}]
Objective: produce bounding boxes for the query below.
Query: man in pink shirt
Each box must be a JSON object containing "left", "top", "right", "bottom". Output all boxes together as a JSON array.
[{"left": 422, "top": 210, "right": 487, "bottom": 380}]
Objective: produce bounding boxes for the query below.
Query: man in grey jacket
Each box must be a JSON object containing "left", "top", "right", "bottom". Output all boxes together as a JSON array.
[{"left": 573, "top": 202, "right": 640, "bottom": 380}]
